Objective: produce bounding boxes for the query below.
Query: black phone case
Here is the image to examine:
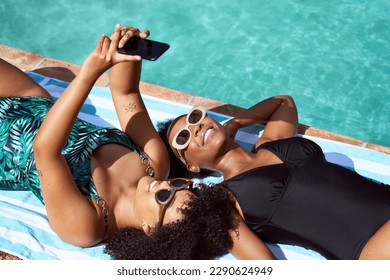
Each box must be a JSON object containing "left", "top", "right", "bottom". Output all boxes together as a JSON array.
[{"left": 117, "top": 37, "right": 170, "bottom": 61}]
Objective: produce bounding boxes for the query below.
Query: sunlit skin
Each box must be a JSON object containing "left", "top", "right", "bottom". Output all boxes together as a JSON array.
[
  {"left": 168, "top": 114, "right": 283, "bottom": 180},
  {"left": 168, "top": 114, "right": 237, "bottom": 173}
]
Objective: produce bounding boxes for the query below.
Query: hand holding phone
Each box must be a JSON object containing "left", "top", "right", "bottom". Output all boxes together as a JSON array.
[{"left": 118, "top": 37, "right": 170, "bottom": 61}]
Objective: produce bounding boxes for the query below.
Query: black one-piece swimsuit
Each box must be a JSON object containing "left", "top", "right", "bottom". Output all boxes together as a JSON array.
[{"left": 223, "top": 137, "right": 390, "bottom": 259}]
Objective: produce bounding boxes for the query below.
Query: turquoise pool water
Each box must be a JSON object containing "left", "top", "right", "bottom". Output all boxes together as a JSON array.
[{"left": 1, "top": 0, "right": 389, "bottom": 146}]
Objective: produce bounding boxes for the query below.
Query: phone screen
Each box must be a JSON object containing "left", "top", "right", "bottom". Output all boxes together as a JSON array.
[{"left": 117, "top": 37, "right": 170, "bottom": 61}]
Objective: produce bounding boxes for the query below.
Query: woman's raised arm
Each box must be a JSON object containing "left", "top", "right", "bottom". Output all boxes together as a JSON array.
[
  {"left": 223, "top": 95, "right": 298, "bottom": 148},
  {"left": 33, "top": 25, "right": 139, "bottom": 246},
  {"left": 108, "top": 26, "right": 169, "bottom": 180}
]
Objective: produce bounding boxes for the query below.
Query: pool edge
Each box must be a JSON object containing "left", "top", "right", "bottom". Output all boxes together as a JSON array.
[{"left": 1, "top": 43, "right": 389, "bottom": 155}]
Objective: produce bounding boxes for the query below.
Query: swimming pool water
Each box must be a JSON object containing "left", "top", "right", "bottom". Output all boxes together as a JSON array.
[{"left": 1, "top": 0, "right": 389, "bottom": 146}]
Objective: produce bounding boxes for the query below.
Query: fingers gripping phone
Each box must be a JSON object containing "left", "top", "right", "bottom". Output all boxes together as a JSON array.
[{"left": 117, "top": 37, "right": 170, "bottom": 61}]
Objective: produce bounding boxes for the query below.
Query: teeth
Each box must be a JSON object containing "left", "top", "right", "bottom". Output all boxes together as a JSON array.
[
  {"left": 204, "top": 128, "right": 212, "bottom": 143},
  {"left": 148, "top": 180, "right": 158, "bottom": 192}
]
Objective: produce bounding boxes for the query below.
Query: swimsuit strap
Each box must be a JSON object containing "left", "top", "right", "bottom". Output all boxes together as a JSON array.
[
  {"left": 140, "top": 153, "right": 155, "bottom": 178},
  {"left": 97, "top": 198, "right": 109, "bottom": 241},
  {"left": 89, "top": 179, "right": 109, "bottom": 241},
  {"left": 90, "top": 149, "right": 154, "bottom": 241}
]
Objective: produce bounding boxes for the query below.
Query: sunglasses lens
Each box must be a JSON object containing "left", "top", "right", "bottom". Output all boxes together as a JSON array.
[
  {"left": 170, "top": 179, "right": 189, "bottom": 189},
  {"left": 156, "top": 189, "right": 173, "bottom": 203},
  {"left": 176, "top": 129, "right": 190, "bottom": 145},
  {"left": 188, "top": 109, "right": 204, "bottom": 124}
]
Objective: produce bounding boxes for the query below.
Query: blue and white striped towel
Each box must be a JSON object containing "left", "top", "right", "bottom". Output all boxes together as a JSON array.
[{"left": 1, "top": 72, "right": 389, "bottom": 260}]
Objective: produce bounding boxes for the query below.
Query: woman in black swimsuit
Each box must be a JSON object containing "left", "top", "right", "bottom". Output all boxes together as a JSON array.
[{"left": 160, "top": 95, "right": 390, "bottom": 259}]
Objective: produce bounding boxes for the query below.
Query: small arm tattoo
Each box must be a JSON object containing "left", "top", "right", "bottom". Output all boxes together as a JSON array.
[
  {"left": 124, "top": 102, "right": 136, "bottom": 113},
  {"left": 37, "top": 169, "right": 43, "bottom": 177}
]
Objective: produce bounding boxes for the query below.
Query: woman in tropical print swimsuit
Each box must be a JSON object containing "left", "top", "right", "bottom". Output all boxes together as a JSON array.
[{"left": 0, "top": 24, "right": 259, "bottom": 260}]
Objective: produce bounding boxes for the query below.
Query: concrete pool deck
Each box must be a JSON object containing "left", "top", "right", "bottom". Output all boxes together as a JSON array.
[
  {"left": 1, "top": 43, "right": 389, "bottom": 155},
  {"left": 0, "top": 44, "right": 389, "bottom": 260}
]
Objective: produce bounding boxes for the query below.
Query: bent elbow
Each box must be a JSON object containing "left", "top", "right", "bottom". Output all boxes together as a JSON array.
[
  {"left": 50, "top": 221, "right": 102, "bottom": 248},
  {"left": 33, "top": 131, "right": 62, "bottom": 158},
  {"left": 32, "top": 134, "right": 45, "bottom": 156},
  {"left": 277, "top": 95, "right": 295, "bottom": 105}
]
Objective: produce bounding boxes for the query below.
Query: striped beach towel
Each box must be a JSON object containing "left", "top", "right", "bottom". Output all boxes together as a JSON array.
[{"left": 1, "top": 72, "right": 389, "bottom": 260}]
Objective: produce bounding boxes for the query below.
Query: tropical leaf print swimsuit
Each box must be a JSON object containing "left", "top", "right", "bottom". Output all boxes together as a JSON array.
[{"left": 0, "top": 96, "right": 147, "bottom": 203}]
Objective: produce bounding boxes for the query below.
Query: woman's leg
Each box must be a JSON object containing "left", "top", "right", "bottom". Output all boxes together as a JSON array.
[
  {"left": 359, "top": 219, "right": 390, "bottom": 259},
  {"left": 0, "top": 58, "right": 53, "bottom": 100}
]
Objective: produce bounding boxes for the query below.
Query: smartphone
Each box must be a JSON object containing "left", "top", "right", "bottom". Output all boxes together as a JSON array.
[{"left": 117, "top": 37, "right": 170, "bottom": 61}]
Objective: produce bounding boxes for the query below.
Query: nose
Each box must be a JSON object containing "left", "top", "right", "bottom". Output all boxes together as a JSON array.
[
  {"left": 159, "top": 180, "right": 172, "bottom": 189},
  {"left": 189, "top": 123, "right": 202, "bottom": 138}
]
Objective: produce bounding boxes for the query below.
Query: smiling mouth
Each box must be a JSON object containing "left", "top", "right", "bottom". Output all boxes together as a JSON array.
[{"left": 203, "top": 127, "right": 214, "bottom": 144}]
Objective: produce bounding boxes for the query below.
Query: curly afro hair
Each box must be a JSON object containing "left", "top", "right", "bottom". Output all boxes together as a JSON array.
[
  {"left": 104, "top": 184, "right": 238, "bottom": 260},
  {"left": 157, "top": 119, "right": 219, "bottom": 179}
]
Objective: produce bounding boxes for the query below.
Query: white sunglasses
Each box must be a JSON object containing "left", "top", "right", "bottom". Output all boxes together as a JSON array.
[{"left": 171, "top": 107, "right": 206, "bottom": 150}]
